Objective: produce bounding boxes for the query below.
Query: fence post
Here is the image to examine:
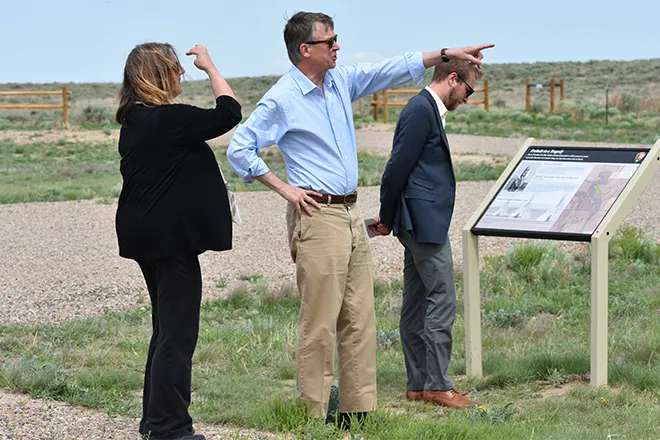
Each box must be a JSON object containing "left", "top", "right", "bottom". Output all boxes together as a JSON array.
[
  {"left": 550, "top": 77, "right": 556, "bottom": 113},
  {"left": 383, "top": 89, "right": 389, "bottom": 123},
  {"left": 525, "top": 77, "right": 531, "bottom": 112},
  {"left": 560, "top": 78, "right": 565, "bottom": 101},
  {"left": 372, "top": 92, "right": 378, "bottom": 120},
  {"left": 62, "top": 86, "right": 69, "bottom": 127},
  {"left": 605, "top": 88, "right": 609, "bottom": 125},
  {"left": 483, "top": 80, "right": 489, "bottom": 111}
]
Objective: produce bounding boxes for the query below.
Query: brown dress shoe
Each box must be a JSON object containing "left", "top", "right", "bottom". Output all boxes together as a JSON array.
[
  {"left": 406, "top": 390, "right": 424, "bottom": 401},
  {"left": 407, "top": 390, "right": 468, "bottom": 401},
  {"left": 423, "top": 389, "right": 481, "bottom": 409}
]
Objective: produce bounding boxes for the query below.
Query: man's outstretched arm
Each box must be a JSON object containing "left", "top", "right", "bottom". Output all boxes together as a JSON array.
[{"left": 423, "top": 44, "right": 495, "bottom": 68}]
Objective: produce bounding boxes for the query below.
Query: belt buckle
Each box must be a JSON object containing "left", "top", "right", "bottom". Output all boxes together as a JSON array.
[{"left": 344, "top": 192, "right": 357, "bottom": 205}]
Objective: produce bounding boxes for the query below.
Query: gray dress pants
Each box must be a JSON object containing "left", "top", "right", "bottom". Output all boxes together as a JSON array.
[{"left": 397, "top": 228, "right": 456, "bottom": 391}]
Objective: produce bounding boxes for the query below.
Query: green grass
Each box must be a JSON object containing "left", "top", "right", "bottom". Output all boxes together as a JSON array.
[
  {"left": 1, "top": 227, "right": 659, "bottom": 439},
  {"left": 364, "top": 107, "right": 660, "bottom": 144},
  {"left": 444, "top": 109, "right": 660, "bottom": 144},
  {"left": 0, "top": 138, "right": 122, "bottom": 203},
  {"left": 0, "top": 140, "right": 506, "bottom": 204}
]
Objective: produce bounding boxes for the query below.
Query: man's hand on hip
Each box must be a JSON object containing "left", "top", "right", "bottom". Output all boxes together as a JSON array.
[{"left": 280, "top": 184, "right": 322, "bottom": 217}]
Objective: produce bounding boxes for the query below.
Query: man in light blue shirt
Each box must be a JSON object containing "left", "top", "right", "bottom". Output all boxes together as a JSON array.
[{"left": 227, "top": 10, "right": 493, "bottom": 425}]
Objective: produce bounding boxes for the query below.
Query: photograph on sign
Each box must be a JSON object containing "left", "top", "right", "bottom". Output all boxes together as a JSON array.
[{"left": 472, "top": 147, "right": 650, "bottom": 240}]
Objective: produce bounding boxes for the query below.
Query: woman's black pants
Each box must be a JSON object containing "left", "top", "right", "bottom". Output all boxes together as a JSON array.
[{"left": 136, "top": 252, "right": 202, "bottom": 439}]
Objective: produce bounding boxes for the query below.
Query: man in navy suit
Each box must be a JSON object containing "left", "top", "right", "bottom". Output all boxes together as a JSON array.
[{"left": 371, "top": 59, "right": 484, "bottom": 409}]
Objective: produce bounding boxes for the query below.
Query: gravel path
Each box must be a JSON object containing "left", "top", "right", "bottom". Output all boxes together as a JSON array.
[
  {"left": 0, "top": 391, "right": 290, "bottom": 440},
  {"left": 0, "top": 131, "right": 657, "bottom": 438}
]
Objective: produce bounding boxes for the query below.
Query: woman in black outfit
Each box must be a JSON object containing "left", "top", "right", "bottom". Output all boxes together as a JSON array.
[{"left": 115, "top": 42, "right": 241, "bottom": 440}]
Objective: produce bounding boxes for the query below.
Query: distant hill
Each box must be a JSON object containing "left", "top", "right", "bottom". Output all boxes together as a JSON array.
[{"left": 1, "top": 58, "right": 659, "bottom": 127}]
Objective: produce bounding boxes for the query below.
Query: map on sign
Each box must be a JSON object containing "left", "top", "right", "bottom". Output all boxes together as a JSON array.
[{"left": 472, "top": 147, "right": 650, "bottom": 241}]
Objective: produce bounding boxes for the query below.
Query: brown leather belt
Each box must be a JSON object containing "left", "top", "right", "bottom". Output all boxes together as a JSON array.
[{"left": 309, "top": 192, "right": 358, "bottom": 205}]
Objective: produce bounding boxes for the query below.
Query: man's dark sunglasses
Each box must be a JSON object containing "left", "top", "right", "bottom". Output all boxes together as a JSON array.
[
  {"left": 305, "top": 34, "right": 338, "bottom": 48},
  {"left": 456, "top": 73, "right": 474, "bottom": 98}
]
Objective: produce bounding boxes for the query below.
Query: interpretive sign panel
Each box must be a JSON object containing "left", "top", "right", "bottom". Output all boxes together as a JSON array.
[{"left": 472, "top": 147, "right": 650, "bottom": 241}]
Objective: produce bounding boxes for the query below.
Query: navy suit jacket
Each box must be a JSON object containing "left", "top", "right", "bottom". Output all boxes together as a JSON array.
[{"left": 378, "top": 88, "right": 456, "bottom": 244}]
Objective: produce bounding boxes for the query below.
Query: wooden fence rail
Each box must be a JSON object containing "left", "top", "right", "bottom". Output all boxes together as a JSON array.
[
  {"left": 0, "top": 86, "right": 71, "bottom": 126},
  {"left": 370, "top": 80, "right": 489, "bottom": 123}
]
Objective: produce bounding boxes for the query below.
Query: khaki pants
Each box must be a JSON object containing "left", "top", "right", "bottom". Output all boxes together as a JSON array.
[{"left": 286, "top": 200, "right": 377, "bottom": 417}]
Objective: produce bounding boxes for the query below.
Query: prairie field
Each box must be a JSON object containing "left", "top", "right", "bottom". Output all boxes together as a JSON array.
[{"left": 1, "top": 58, "right": 660, "bottom": 131}]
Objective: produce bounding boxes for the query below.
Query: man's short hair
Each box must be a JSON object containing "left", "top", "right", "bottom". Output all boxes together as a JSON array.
[
  {"left": 284, "top": 12, "right": 334, "bottom": 65},
  {"left": 432, "top": 59, "right": 484, "bottom": 84}
]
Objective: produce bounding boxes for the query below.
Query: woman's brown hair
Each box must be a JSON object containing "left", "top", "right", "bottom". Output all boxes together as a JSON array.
[{"left": 115, "top": 42, "right": 182, "bottom": 126}]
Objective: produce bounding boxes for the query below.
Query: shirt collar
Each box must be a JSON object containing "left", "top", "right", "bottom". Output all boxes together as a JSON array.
[
  {"left": 289, "top": 65, "right": 335, "bottom": 95},
  {"left": 425, "top": 86, "right": 448, "bottom": 127}
]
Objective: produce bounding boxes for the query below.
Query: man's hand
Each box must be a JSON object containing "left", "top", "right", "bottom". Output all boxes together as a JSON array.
[
  {"left": 279, "top": 184, "right": 322, "bottom": 217},
  {"left": 185, "top": 44, "right": 216, "bottom": 72},
  {"left": 375, "top": 223, "right": 392, "bottom": 236},
  {"left": 446, "top": 44, "right": 495, "bottom": 67},
  {"left": 367, "top": 215, "right": 392, "bottom": 236}
]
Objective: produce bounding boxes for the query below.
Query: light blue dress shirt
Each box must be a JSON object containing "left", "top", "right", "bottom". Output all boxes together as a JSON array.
[{"left": 227, "top": 52, "right": 426, "bottom": 195}]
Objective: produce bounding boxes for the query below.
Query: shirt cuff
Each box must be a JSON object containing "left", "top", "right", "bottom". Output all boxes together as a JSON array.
[
  {"left": 243, "top": 157, "right": 270, "bottom": 184},
  {"left": 406, "top": 52, "right": 426, "bottom": 85}
]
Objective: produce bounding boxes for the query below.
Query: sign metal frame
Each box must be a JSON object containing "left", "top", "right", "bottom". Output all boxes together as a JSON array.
[{"left": 462, "top": 138, "right": 660, "bottom": 386}]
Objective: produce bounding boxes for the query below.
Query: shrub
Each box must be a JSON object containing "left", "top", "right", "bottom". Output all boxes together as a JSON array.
[
  {"left": 640, "top": 95, "right": 660, "bottom": 112},
  {"left": 484, "top": 309, "right": 528, "bottom": 328},
  {"left": 529, "top": 103, "right": 544, "bottom": 113},
  {"left": 469, "top": 108, "right": 490, "bottom": 122},
  {"left": 493, "top": 99, "right": 507, "bottom": 108},
  {"left": 618, "top": 121, "right": 632, "bottom": 129},
  {"left": 535, "top": 113, "right": 546, "bottom": 121},
  {"left": 610, "top": 93, "right": 641, "bottom": 113},
  {"left": 581, "top": 103, "right": 601, "bottom": 119},
  {"left": 547, "top": 115, "right": 564, "bottom": 126},
  {"left": 593, "top": 108, "right": 608, "bottom": 119},
  {"left": 454, "top": 114, "right": 470, "bottom": 123},
  {"left": 507, "top": 243, "right": 548, "bottom": 271},
  {"left": 81, "top": 105, "right": 113, "bottom": 123},
  {"left": 505, "top": 243, "right": 573, "bottom": 284},
  {"left": 609, "top": 225, "right": 658, "bottom": 264},
  {"left": 516, "top": 113, "right": 534, "bottom": 123},
  {"left": 102, "top": 121, "right": 112, "bottom": 136},
  {"left": 38, "top": 120, "right": 53, "bottom": 130},
  {"left": 353, "top": 113, "right": 374, "bottom": 129}
]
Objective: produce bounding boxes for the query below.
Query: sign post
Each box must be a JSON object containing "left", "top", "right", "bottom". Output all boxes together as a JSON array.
[{"left": 462, "top": 138, "right": 660, "bottom": 385}]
